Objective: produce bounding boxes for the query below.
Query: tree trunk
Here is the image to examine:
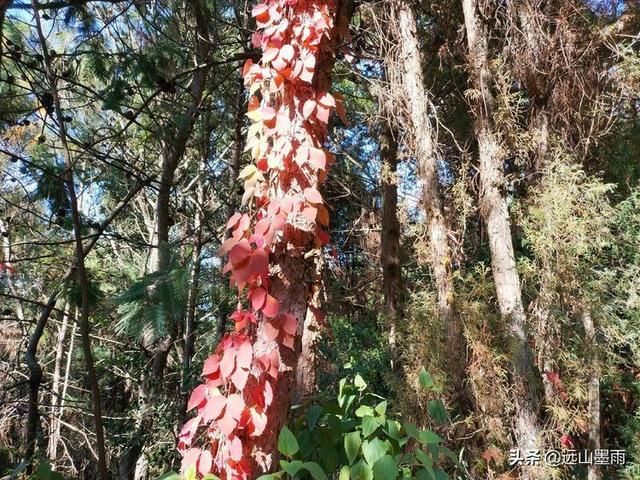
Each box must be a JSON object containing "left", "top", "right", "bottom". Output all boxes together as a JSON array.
[
  {"left": 461, "top": 1, "right": 544, "bottom": 478},
  {"left": 582, "top": 309, "right": 601, "bottom": 480},
  {"left": 47, "top": 304, "right": 70, "bottom": 463},
  {"left": 295, "top": 255, "right": 325, "bottom": 402},
  {"left": 379, "top": 116, "right": 402, "bottom": 357},
  {"left": 31, "top": 3, "right": 109, "bottom": 477},
  {"left": 395, "top": 1, "right": 465, "bottom": 394}
]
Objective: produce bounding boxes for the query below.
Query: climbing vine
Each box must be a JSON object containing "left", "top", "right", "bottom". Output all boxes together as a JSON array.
[{"left": 177, "top": 0, "right": 347, "bottom": 478}]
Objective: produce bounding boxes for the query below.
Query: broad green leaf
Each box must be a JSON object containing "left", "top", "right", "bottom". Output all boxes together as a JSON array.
[
  {"left": 354, "top": 374, "right": 367, "bottom": 390},
  {"left": 403, "top": 422, "right": 420, "bottom": 440},
  {"left": 419, "top": 430, "right": 442, "bottom": 444},
  {"left": 427, "top": 400, "right": 448, "bottom": 425},
  {"left": 418, "top": 368, "right": 435, "bottom": 390},
  {"left": 278, "top": 426, "right": 299, "bottom": 457},
  {"left": 361, "top": 416, "right": 379, "bottom": 437},
  {"left": 257, "top": 475, "right": 282, "bottom": 480},
  {"left": 339, "top": 465, "right": 350, "bottom": 480},
  {"left": 362, "top": 438, "right": 388, "bottom": 466},
  {"left": 345, "top": 431, "right": 362, "bottom": 465},
  {"left": 280, "top": 460, "right": 304, "bottom": 477},
  {"left": 384, "top": 419, "right": 402, "bottom": 441},
  {"left": 374, "top": 401, "right": 387, "bottom": 415},
  {"left": 351, "top": 460, "right": 373, "bottom": 480},
  {"left": 372, "top": 455, "right": 398, "bottom": 480},
  {"left": 202, "top": 475, "right": 221, "bottom": 480},
  {"left": 303, "top": 462, "right": 328, "bottom": 480},
  {"left": 355, "top": 405, "right": 374, "bottom": 417}
]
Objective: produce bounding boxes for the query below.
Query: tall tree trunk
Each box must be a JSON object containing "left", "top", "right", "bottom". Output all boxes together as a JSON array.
[
  {"left": 461, "top": 1, "right": 544, "bottom": 478},
  {"left": 379, "top": 116, "right": 402, "bottom": 357},
  {"left": 47, "top": 304, "right": 70, "bottom": 463},
  {"left": 582, "top": 309, "right": 601, "bottom": 480},
  {"left": 394, "top": 1, "right": 465, "bottom": 394},
  {"left": 246, "top": 1, "right": 354, "bottom": 473},
  {"left": 31, "top": 3, "right": 109, "bottom": 477}
]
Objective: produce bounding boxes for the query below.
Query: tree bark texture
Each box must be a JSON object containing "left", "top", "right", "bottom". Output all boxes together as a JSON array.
[
  {"left": 379, "top": 116, "right": 402, "bottom": 356},
  {"left": 462, "top": 1, "right": 544, "bottom": 478},
  {"left": 582, "top": 309, "right": 601, "bottom": 480},
  {"left": 395, "top": 1, "right": 464, "bottom": 392}
]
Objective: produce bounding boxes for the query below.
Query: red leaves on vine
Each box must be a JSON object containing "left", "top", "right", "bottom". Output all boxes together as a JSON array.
[{"left": 179, "top": 0, "right": 344, "bottom": 476}]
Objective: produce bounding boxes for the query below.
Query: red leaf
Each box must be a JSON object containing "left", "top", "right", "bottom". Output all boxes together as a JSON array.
[
  {"left": 181, "top": 448, "right": 201, "bottom": 472},
  {"left": 304, "top": 187, "right": 323, "bottom": 204},
  {"left": 302, "top": 206, "right": 318, "bottom": 222},
  {"left": 219, "top": 347, "right": 236, "bottom": 378},
  {"left": 250, "top": 286, "right": 267, "bottom": 311},
  {"left": 188, "top": 384, "right": 207, "bottom": 411},
  {"left": 202, "top": 354, "right": 221, "bottom": 377},
  {"left": 303, "top": 99, "right": 317, "bottom": 119},
  {"left": 226, "top": 212, "right": 242, "bottom": 230},
  {"left": 236, "top": 341, "right": 253, "bottom": 370},
  {"left": 231, "top": 367, "right": 250, "bottom": 390},
  {"left": 201, "top": 394, "right": 226, "bottom": 422},
  {"left": 178, "top": 416, "right": 201, "bottom": 449},
  {"left": 282, "top": 313, "right": 297, "bottom": 335},
  {"left": 226, "top": 393, "right": 245, "bottom": 420},
  {"left": 229, "top": 239, "right": 252, "bottom": 266},
  {"left": 262, "top": 294, "right": 279, "bottom": 318},
  {"left": 197, "top": 450, "right": 213, "bottom": 476},
  {"left": 309, "top": 147, "right": 327, "bottom": 170}
]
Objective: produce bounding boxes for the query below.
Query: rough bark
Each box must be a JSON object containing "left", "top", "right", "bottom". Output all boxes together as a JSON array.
[
  {"left": 295, "top": 255, "right": 325, "bottom": 402},
  {"left": 462, "top": 1, "right": 544, "bottom": 478},
  {"left": 582, "top": 309, "right": 601, "bottom": 480},
  {"left": 379, "top": 116, "right": 402, "bottom": 356},
  {"left": 395, "top": 1, "right": 465, "bottom": 393},
  {"left": 247, "top": 1, "right": 354, "bottom": 473}
]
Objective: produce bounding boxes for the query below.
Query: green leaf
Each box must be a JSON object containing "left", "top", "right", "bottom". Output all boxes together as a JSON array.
[
  {"left": 361, "top": 416, "right": 379, "bottom": 437},
  {"left": 339, "top": 465, "right": 350, "bottom": 480},
  {"left": 256, "top": 475, "right": 282, "bottom": 480},
  {"left": 434, "top": 468, "right": 449, "bottom": 480},
  {"left": 308, "top": 405, "right": 323, "bottom": 429},
  {"left": 403, "top": 422, "right": 420, "bottom": 440},
  {"left": 351, "top": 460, "right": 373, "bottom": 480},
  {"left": 372, "top": 455, "right": 398, "bottom": 480},
  {"left": 362, "top": 438, "right": 388, "bottom": 466},
  {"left": 185, "top": 465, "right": 197, "bottom": 480},
  {"left": 345, "top": 431, "right": 362, "bottom": 465},
  {"left": 384, "top": 419, "right": 402, "bottom": 441},
  {"left": 354, "top": 374, "right": 367, "bottom": 390},
  {"left": 156, "top": 471, "right": 180, "bottom": 480},
  {"left": 418, "top": 369, "right": 435, "bottom": 390},
  {"left": 427, "top": 400, "right": 448, "bottom": 425},
  {"left": 278, "top": 426, "right": 299, "bottom": 457},
  {"left": 355, "top": 405, "right": 374, "bottom": 417},
  {"left": 303, "top": 462, "right": 328, "bottom": 480},
  {"left": 202, "top": 475, "right": 221, "bottom": 480},
  {"left": 418, "top": 430, "right": 442, "bottom": 445},
  {"left": 415, "top": 449, "right": 435, "bottom": 480},
  {"left": 280, "top": 460, "right": 304, "bottom": 477},
  {"left": 374, "top": 401, "right": 387, "bottom": 415}
]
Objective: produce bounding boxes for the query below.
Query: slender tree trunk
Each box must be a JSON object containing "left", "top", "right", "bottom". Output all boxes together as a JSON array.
[
  {"left": 582, "top": 309, "right": 601, "bottom": 480},
  {"left": 379, "top": 116, "right": 402, "bottom": 357},
  {"left": 31, "top": 3, "right": 109, "bottom": 477},
  {"left": 395, "top": 1, "right": 465, "bottom": 393},
  {"left": 462, "top": 1, "right": 544, "bottom": 478},
  {"left": 47, "top": 304, "right": 70, "bottom": 463}
]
